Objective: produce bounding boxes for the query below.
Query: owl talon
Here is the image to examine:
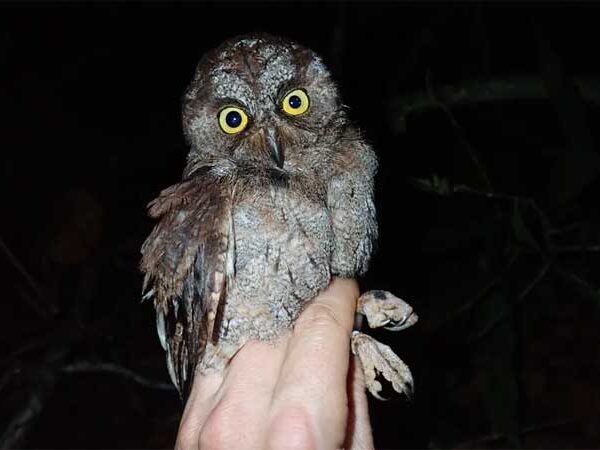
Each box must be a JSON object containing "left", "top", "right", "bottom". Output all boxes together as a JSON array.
[
  {"left": 358, "top": 290, "right": 418, "bottom": 331},
  {"left": 384, "top": 318, "right": 415, "bottom": 332},
  {"left": 351, "top": 331, "right": 413, "bottom": 399}
]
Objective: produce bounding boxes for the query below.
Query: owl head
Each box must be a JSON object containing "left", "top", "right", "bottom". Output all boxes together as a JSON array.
[{"left": 181, "top": 34, "right": 352, "bottom": 180}]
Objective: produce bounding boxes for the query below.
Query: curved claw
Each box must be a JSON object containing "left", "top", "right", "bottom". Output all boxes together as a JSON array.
[
  {"left": 384, "top": 311, "right": 419, "bottom": 331},
  {"left": 358, "top": 290, "right": 418, "bottom": 331},
  {"left": 352, "top": 331, "right": 414, "bottom": 400}
]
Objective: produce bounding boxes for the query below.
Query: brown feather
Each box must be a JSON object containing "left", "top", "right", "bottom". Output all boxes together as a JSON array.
[{"left": 140, "top": 169, "right": 233, "bottom": 398}]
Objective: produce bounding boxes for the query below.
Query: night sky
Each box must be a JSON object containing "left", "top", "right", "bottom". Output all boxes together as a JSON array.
[{"left": 1, "top": 3, "right": 600, "bottom": 449}]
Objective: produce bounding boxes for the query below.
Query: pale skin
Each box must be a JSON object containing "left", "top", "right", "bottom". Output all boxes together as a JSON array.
[{"left": 175, "top": 278, "right": 375, "bottom": 450}]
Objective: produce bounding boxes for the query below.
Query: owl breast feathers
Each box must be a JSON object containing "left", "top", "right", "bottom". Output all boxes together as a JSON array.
[{"left": 140, "top": 34, "right": 377, "bottom": 399}]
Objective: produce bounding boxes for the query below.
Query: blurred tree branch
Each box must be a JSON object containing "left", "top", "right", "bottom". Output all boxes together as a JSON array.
[
  {"left": 62, "top": 361, "right": 174, "bottom": 391},
  {"left": 403, "top": 18, "right": 600, "bottom": 442},
  {"left": 389, "top": 75, "right": 600, "bottom": 134},
  {"left": 424, "top": 69, "right": 493, "bottom": 191},
  {"left": 0, "top": 344, "right": 69, "bottom": 449},
  {"left": 533, "top": 20, "right": 600, "bottom": 204},
  {"left": 454, "top": 416, "right": 587, "bottom": 449},
  {"left": 470, "top": 258, "right": 553, "bottom": 343},
  {"left": 0, "top": 236, "right": 51, "bottom": 319}
]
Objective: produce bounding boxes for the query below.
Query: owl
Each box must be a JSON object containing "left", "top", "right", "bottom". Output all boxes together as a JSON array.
[{"left": 140, "top": 34, "right": 417, "bottom": 401}]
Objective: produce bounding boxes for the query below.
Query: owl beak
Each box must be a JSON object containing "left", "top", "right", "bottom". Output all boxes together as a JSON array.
[{"left": 266, "top": 128, "right": 284, "bottom": 169}]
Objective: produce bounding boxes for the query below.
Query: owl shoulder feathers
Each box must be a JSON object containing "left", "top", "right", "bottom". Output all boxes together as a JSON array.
[
  {"left": 328, "top": 132, "right": 378, "bottom": 278},
  {"left": 140, "top": 168, "right": 234, "bottom": 398}
]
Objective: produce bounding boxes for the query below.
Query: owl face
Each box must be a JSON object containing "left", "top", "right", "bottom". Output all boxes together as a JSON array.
[{"left": 182, "top": 35, "right": 349, "bottom": 177}]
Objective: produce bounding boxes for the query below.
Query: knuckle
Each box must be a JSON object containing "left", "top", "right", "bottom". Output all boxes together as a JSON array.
[
  {"left": 176, "top": 423, "right": 198, "bottom": 450},
  {"left": 234, "top": 339, "right": 270, "bottom": 362},
  {"left": 266, "top": 406, "right": 318, "bottom": 450},
  {"left": 295, "top": 302, "right": 340, "bottom": 332},
  {"left": 198, "top": 403, "right": 234, "bottom": 450}
]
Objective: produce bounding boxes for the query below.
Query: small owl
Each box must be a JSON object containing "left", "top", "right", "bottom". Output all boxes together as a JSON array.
[{"left": 140, "top": 34, "right": 417, "bottom": 401}]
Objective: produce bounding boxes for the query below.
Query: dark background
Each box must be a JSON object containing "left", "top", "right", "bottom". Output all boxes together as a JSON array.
[{"left": 1, "top": 2, "right": 600, "bottom": 449}]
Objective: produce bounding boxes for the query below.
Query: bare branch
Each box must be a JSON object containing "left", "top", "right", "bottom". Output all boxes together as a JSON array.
[
  {"left": 0, "top": 235, "right": 52, "bottom": 319},
  {"left": 553, "top": 244, "right": 600, "bottom": 254},
  {"left": 470, "top": 259, "right": 553, "bottom": 343},
  {"left": 389, "top": 75, "right": 600, "bottom": 134},
  {"left": 453, "top": 416, "right": 584, "bottom": 448},
  {"left": 0, "top": 386, "right": 44, "bottom": 449},
  {"left": 424, "top": 70, "right": 493, "bottom": 191},
  {"left": 0, "top": 346, "right": 68, "bottom": 449},
  {"left": 553, "top": 266, "right": 600, "bottom": 303},
  {"left": 62, "top": 361, "right": 175, "bottom": 391},
  {"left": 430, "top": 251, "right": 520, "bottom": 332}
]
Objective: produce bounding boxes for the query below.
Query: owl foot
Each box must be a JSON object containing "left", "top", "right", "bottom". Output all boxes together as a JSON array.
[
  {"left": 351, "top": 331, "right": 413, "bottom": 399},
  {"left": 358, "top": 290, "right": 418, "bottom": 331}
]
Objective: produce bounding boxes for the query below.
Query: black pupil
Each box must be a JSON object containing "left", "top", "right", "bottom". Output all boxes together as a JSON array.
[
  {"left": 288, "top": 95, "right": 302, "bottom": 109},
  {"left": 225, "top": 110, "right": 242, "bottom": 128}
]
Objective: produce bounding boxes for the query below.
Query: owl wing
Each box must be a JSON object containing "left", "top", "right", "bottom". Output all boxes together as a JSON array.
[
  {"left": 140, "top": 169, "right": 234, "bottom": 399},
  {"left": 328, "top": 139, "right": 378, "bottom": 277}
]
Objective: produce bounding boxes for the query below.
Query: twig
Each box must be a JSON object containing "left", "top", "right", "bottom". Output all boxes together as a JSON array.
[
  {"left": 425, "top": 70, "right": 493, "bottom": 192},
  {"left": 553, "top": 266, "right": 600, "bottom": 302},
  {"left": 389, "top": 75, "right": 600, "bottom": 133},
  {"left": 0, "top": 344, "right": 69, "bottom": 449},
  {"left": 533, "top": 21, "right": 599, "bottom": 204},
  {"left": 453, "top": 186, "right": 555, "bottom": 242},
  {"left": 517, "top": 260, "right": 552, "bottom": 303},
  {"left": 452, "top": 185, "right": 514, "bottom": 200},
  {"left": 0, "top": 386, "right": 44, "bottom": 449},
  {"left": 470, "top": 259, "right": 552, "bottom": 343},
  {"left": 431, "top": 251, "right": 520, "bottom": 332},
  {"left": 62, "top": 361, "right": 174, "bottom": 391},
  {"left": 0, "top": 235, "right": 50, "bottom": 319},
  {"left": 453, "top": 416, "right": 585, "bottom": 448},
  {"left": 547, "top": 222, "right": 584, "bottom": 236},
  {"left": 553, "top": 244, "right": 600, "bottom": 254}
]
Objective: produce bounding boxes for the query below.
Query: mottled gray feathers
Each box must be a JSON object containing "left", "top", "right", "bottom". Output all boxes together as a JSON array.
[{"left": 140, "top": 34, "right": 378, "bottom": 400}]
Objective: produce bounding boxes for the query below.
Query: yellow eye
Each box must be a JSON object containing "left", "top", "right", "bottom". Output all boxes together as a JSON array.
[
  {"left": 218, "top": 107, "right": 249, "bottom": 134},
  {"left": 282, "top": 89, "right": 310, "bottom": 116}
]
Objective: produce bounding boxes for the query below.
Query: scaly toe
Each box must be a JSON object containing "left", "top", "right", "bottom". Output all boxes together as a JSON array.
[
  {"left": 351, "top": 331, "right": 414, "bottom": 399},
  {"left": 358, "top": 290, "right": 418, "bottom": 331}
]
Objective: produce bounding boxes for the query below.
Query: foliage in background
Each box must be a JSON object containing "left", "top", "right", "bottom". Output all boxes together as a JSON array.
[{"left": 1, "top": 4, "right": 600, "bottom": 449}]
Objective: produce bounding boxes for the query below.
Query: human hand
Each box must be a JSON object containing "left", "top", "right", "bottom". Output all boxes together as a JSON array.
[{"left": 175, "top": 278, "right": 374, "bottom": 450}]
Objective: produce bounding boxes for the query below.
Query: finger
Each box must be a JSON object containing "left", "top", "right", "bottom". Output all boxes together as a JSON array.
[
  {"left": 193, "top": 340, "right": 287, "bottom": 450},
  {"left": 211, "top": 340, "right": 287, "bottom": 446},
  {"left": 270, "top": 278, "right": 359, "bottom": 448},
  {"left": 223, "top": 339, "right": 287, "bottom": 398},
  {"left": 344, "top": 356, "right": 375, "bottom": 450},
  {"left": 176, "top": 370, "right": 223, "bottom": 450},
  {"left": 281, "top": 278, "right": 358, "bottom": 397},
  {"left": 309, "top": 277, "right": 360, "bottom": 334}
]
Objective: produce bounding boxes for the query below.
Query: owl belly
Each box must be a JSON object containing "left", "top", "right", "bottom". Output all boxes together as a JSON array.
[{"left": 201, "top": 186, "right": 333, "bottom": 369}]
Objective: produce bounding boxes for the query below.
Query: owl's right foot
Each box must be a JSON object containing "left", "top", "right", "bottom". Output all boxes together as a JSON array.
[
  {"left": 351, "top": 331, "right": 413, "bottom": 399},
  {"left": 358, "top": 290, "right": 418, "bottom": 331}
]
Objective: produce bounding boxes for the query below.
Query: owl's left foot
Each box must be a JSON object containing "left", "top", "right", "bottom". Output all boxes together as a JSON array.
[
  {"left": 358, "top": 290, "right": 418, "bottom": 331},
  {"left": 351, "top": 331, "right": 413, "bottom": 399}
]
